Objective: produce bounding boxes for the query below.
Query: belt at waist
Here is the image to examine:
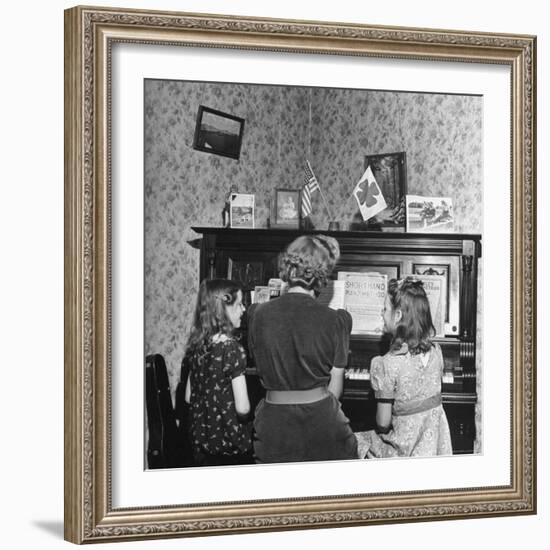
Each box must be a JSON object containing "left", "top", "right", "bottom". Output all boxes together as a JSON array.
[
  {"left": 393, "top": 393, "right": 442, "bottom": 416},
  {"left": 265, "top": 386, "right": 329, "bottom": 405}
]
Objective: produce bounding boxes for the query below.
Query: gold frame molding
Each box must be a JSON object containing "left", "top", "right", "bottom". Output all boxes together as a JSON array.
[{"left": 64, "top": 5, "right": 537, "bottom": 544}]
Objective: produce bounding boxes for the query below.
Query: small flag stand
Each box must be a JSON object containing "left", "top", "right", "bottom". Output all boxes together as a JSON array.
[{"left": 302, "top": 160, "right": 336, "bottom": 228}]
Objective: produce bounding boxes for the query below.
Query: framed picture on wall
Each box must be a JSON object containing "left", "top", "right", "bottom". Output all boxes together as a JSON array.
[
  {"left": 65, "top": 6, "right": 536, "bottom": 544},
  {"left": 192, "top": 105, "right": 245, "bottom": 160}
]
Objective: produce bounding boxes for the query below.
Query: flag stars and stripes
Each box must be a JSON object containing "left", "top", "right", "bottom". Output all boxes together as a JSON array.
[{"left": 302, "top": 163, "right": 320, "bottom": 218}]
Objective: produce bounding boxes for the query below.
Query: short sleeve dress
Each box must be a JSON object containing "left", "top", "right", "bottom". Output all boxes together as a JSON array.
[
  {"left": 247, "top": 292, "right": 358, "bottom": 463},
  {"left": 183, "top": 335, "right": 252, "bottom": 460},
  {"left": 356, "top": 342, "right": 452, "bottom": 458}
]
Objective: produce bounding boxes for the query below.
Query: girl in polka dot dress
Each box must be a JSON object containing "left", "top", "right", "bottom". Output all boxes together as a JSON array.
[{"left": 182, "top": 279, "right": 253, "bottom": 466}]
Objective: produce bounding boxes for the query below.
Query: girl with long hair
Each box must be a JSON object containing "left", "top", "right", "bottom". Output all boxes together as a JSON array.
[
  {"left": 359, "top": 276, "right": 452, "bottom": 458},
  {"left": 182, "top": 279, "right": 253, "bottom": 466}
]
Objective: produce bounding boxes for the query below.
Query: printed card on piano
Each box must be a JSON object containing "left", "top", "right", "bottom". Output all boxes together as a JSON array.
[
  {"left": 267, "top": 278, "right": 287, "bottom": 299},
  {"left": 337, "top": 271, "right": 387, "bottom": 334},
  {"left": 253, "top": 286, "right": 271, "bottom": 304}
]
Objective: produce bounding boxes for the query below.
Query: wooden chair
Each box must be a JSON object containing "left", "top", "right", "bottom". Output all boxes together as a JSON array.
[{"left": 145, "top": 354, "right": 191, "bottom": 468}]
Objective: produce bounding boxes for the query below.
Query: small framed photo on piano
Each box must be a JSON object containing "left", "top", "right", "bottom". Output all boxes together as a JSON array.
[{"left": 271, "top": 188, "right": 301, "bottom": 229}]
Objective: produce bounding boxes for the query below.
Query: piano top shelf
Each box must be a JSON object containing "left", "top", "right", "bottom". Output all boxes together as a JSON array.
[
  {"left": 192, "top": 226, "right": 482, "bottom": 241},
  {"left": 192, "top": 226, "right": 482, "bottom": 258}
]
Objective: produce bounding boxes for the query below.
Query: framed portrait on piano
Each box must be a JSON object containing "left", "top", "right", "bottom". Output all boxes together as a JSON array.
[
  {"left": 64, "top": 5, "right": 536, "bottom": 544},
  {"left": 272, "top": 188, "right": 301, "bottom": 229}
]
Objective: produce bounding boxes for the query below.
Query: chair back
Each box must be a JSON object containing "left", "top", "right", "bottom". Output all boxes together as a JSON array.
[{"left": 145, "top": 354, "right": 185, "bottom": 468}]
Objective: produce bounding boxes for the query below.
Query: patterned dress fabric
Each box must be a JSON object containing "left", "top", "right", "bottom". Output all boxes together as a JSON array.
[
  {"left": 183, "top": 335, "right": 252, "bottom": 458},
  {"left": 356, "top": 343, "right": 452, "bottom": 458}
]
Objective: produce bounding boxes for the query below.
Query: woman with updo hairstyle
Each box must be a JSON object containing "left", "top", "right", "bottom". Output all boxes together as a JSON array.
[
  {"left": 247, "top": 235, "right": 358, "bottom": 464},
  {"left": 278, "top": 234, "right": 340, "bottom": 295}
]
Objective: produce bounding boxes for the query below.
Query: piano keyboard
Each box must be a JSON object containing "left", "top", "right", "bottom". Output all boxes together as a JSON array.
[
  {"left": 345, "top": 369, "right": 455, "bottom": 384},
  {"left": 345, "top": 368, "right": 370, "bottom": 381}
]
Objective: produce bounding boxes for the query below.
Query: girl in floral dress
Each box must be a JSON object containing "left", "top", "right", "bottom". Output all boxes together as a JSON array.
[
  {"left": 357, "top": 277, "right": 452, "bottom": 458},
  {"left": 182, "top": 279, "right": 253, "bottom": 466}
]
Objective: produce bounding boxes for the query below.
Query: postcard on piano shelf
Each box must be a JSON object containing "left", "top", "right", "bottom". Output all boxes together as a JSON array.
[
  {"left": 267, "top": 278, "right": 287, "bottom": 299},
  {"left": 253, "top": 286, "right": 271, "bottom": 304},
  {"left": 405, "top": 194, "right": 454, "bottom": 233},
  {"left": 337, "top": 271, "right": 387, "bottom": 334},
  {"left": 317, "top": 280, "right": 346, "bottom": 310},
  {"left": 405, "top": 273, "right": 446, "bottom": 337},
  {"left": 229, "top": 192, "right": 255, "bottom": 228}
]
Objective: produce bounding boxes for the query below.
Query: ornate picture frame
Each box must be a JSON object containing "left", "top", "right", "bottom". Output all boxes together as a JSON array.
[{"left": 64, "top": 5, "right": 536, "bottom": 544}]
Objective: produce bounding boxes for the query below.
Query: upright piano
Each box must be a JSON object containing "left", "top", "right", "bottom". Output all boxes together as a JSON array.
[{"left": 191, "top": 227, "right": 481, "bottom": 454}]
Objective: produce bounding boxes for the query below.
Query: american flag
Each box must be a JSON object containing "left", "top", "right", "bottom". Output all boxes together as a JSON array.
[{"left": 301, "top": 161, "right": 320, "bottom": 218}]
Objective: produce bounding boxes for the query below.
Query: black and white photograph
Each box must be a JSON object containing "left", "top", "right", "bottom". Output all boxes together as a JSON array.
[
  {"left": 192, "top": 105, "right": 245, "bottom": 159},
  {"left": 60, "top": 3, "right": 538, "bottom": 545},
  {"left": 406, "top": 194, "right": 455, "bottom": 232},
  {"left": 144, "top": 77, "right": 484, "bottom": 469},
  {"left": 274, "top": 188, "right": 301, "bottom": 228},
  {"left": 229, "top": 192, "right": 255, "bottom": 228}
]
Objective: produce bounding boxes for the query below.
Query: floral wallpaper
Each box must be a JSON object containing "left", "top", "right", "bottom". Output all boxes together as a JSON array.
[{"left": 144, "top": 78, "right": 483, "bottom": 449}]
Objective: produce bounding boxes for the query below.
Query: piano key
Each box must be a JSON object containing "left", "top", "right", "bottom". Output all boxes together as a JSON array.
[{"left": 442, "top": 371, "right": 454, "bottom": 384}]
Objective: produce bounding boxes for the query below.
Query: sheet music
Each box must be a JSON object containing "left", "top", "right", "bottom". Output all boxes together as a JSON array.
[{"left": 337, "top": 271, "right": 387, "bottom": 334}]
